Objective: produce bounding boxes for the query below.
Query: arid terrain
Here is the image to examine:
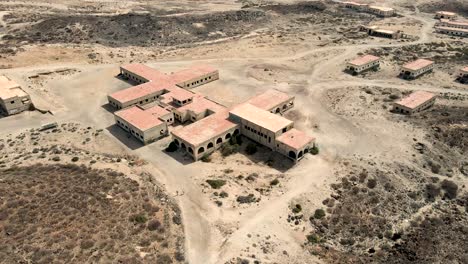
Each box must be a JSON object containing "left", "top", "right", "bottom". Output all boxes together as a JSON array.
[{"left": 0, "top": 0, "right": 467, "bottom": 264}]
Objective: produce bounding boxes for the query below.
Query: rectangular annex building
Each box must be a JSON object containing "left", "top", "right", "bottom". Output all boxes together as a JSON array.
[
  {"left": 0, "top": 76, "right": 32, "bottom": 116},
  {"left": 393, "top": 91, "right": 436, "bottom": 115},
  {"left": 457, "top": 66, "right": 468, "bottom": 83},
  {"left": 435, "top": 11, "right": 457, "bottom": 20},
  {"left": 400, "top": 59, "right": 434, "bottom": 79},
  {"left": 346, "top": 55, "right": 380, "bottom": 75}
]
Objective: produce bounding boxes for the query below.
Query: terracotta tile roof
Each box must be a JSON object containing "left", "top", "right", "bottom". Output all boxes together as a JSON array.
[
  {"left": 121, "top": 64, "right": 170, "bottom": 81},
  {"left": 177, "top": 96, "right": 226, "bottom": 114},
  {"left": 229, "top": 103, "right": 293, "bottom": 133},
  {"left": 115, "top": 106, "right": 163, "bottom": 131},
  {"left": 395, "top": 91, "right": 436, "bottom": 109},
  {"left": 109, "top": 81, "right": 175, "bottom": 104},
  {"left": 276, "top": 128, "right": 315, "bottom": 150},
  {"left": 246, "top": 89, "right": 294, "bottom": 111},
  {"left": 437, "top": 11, "right": 457, "bottom": 16},
  {"left": 348, "top": 55, "right": 380, "bottom": 66},
  {"left": 165, "top": 87, "right": 196, "bottom": 102},
  {"left": 170, "top": 65, "right": 218, "bottom": 84},
  {"left": 402, "top": 59, "right": 434, "bottom": 71},
  {"left": 172, "top": 111, "right": 238, "bottom": 146},
  {"left": 436, "top": 26, "right": 468, "bottom": 33},
  {"left": 144, "top": 104, "right": 171, "bottom": 117}
]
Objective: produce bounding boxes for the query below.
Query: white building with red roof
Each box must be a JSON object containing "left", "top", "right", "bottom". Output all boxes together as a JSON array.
[
  {"left": 346, "top": 55, "right": 381, "bottom": 75},
  {"left": 393, "top": 91, "right": 436, "bottom": 115},
  {"left": 400, "top": 59, "right": 434, "bottom": 79}
]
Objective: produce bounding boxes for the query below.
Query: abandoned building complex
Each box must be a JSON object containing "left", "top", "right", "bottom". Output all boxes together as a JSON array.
[
  {"left": 393, "top": 91, "right": 436, "bottom": 115},
  {"left": 109, "top": 64, "right": 315, "bottom": 162},
  {"left": 346, "top": 55, "right": 381, "bottom": 75},
  {"left": 434, "top": 12, "right": 468, "bottom": 37},
  {"left": 341, "top": 2, "right": 396, "bottom": 17},
  {"left": 360, "top": 25, "right": 403, "bottom": 39},
  {"left": 399, "top": 59, "right": 434, "bottom": 80},
  {"left": 0, "top": 76, "right": 32, "bottom": 116}
]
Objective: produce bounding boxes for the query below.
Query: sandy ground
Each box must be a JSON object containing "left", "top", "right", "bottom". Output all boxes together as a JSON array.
[{"left": 0, "top": 0, "right": 467, "bottom": 263}]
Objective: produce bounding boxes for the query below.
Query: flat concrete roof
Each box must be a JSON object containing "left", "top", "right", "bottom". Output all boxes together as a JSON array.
[
  {"left": 167, "top": 87, "right": 196, "bottom": 102},
  {"left": 437, "top": 11, "right": 457, "bottom": 16},
  {"left": 276, "top": 128, "right": 315, "bottom": 150},
  {"left": 374, "top": 29, "right": 396, "bottom": 34},
  {"left": 369, "top": 6, "right": 394, "bottom": 12},
  {"left": 121, "top": 64, "right": 169, "bottom": 81},
  {"left": 229, "top": 103, "right": 293, "bottom": 133},
  {"left": 342, "top": 1, "right": 368, "bottom": 6},
  {"left": 348, "top": 55, "right": 380, "bottom": 66},
  {"left": 402, "top": 59, "right": 434, "bottom": 71},
  {"left": 172, "top": 111, "right": 238, "bottom": 146},
  {"left": 436, "top": 26, "right": 468, "bottom": 33},
  {"left": 177, "top": 96, "right": 226, "bottom": 114},
  {"left": 115, "top": 106, "right": 163, "bottom": 131},
  {"left": 109, "top": 81, "right": 175, "bottom": 104},
  {"left": 440, "top": 19, "right": 468, "bottom": 27},
  {"left": 170, "top": 65, "right": 218, "bottom": 84},
  {"left": 395, "top": 91, "right": 436, "bottom": 109},
  {"left": 144, "top": 104, "right": 171, "bottom": 117},
  {"left": 246, "top": 89, "right": 294, "bottom": 111},
  {"left": 0, "top": 76, "right": 26, "bottom": 99}
]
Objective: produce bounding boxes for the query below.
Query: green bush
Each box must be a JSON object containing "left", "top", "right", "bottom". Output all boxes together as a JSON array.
[
  {"left": 245, "top": 143, "right": 258, "bottom": 155},
  {"left": 310, "top": 146, "right": 319, "bottom": 155},
  {"left": 314, "top": 208, "right": 325, "bottom": 219},
  {"left": 306, "top": 234, "right": 320, "bottom": 244},
  {"left": 220, "top": 144, "right": 239, "bottom": 157},
  {"left": 130, "top": 214, "right": 147, "bottom": 224},
  {"left": 201, "top": 154, "right": 212, "bottom": 162},
  {"left": 206, "top": 179, "right": 226, "bottom": 189},
  {"left": 292, "top": 204, "right": 302, "bottom": 214},
  {"left": 229, "top": 135, "right": 243, "bottom": 146},
  {"left": 165, "top": 141, "right": 178, "bottom": 152},
  {"left": 270, "top": 178, "right": 279, "bottom": 186}
]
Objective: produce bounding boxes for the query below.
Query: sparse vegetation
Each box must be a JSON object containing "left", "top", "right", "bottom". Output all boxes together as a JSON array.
[
  {"left": 310, "top": 146, "right": 319, "bottom": 155},
  {"left": 206, "top": 179, "right": 227, "bottom": 189},
  {"left": 313, "top": 208, "right": 325, "bottom": 219},
  {"left": 245, "top": 143, "right": 258, "bottom": 155}
]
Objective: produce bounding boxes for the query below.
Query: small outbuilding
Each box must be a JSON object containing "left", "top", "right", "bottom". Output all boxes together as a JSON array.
[
  {"left": 346, "top": 55, "right": 381, "bottom": 75},
  {"left": 435, "top": 11, "right": 457, "bottom": 20},
  {"left": 457, "top": 66, "right": 468, "bottom": 83},
  {"left": 368, "top": 6, "right": 396, "bottom": 17},
  {"left": 393, "top": 91, "right": 436, "bottom": 115},
  {"left": 0, "top": 76, "right": 32, "bottom": 116},
  {"left": 400, "top": 59, "right": 434, "bottom": 80}
]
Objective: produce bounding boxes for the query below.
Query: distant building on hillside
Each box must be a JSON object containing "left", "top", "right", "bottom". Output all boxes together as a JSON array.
[
  {"left": 435, "top": 11, "right": 457, "bottom": 20},
  {"left": 393, "top": 91, "right": 436, "bottom": 115},
  {"left": 360, "top": 25, "right": 403, "bottom": 39},
  {"left": 0, "top": 76, "right": 32, "bottom": 116},
  {"left": 456, "top": 66, "right": 468, "bottom": 84},
  {"left": 341, "top": 2, "right": 396, "bottom": 17}
]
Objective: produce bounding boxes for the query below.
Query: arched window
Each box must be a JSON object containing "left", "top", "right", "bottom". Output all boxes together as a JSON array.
[
  {"left": 216, "top": 138, "right": 223, "bottom": 144},
  {"left": 298, "top": 151, "right": 303, "bottom": 158},
  {"left": 174, "top": 139, "right": 180, "bottom": 146},
  {"left": 234, "top": 129, "right": 239, "bottom": 135},
  {"left": 188, "top": 147, "right": 193, "bottom": 154},
  {"left": 225, "top": 133, "right": 231, "bottom": 140},
  {"left": 181, "top": 143, "right": 187, "bottom": 150},
  {"left": 198, "top": 147, "right": 205, "bottom": 154},
  {"left": 304, "top": 148, "right": 309, "bottom": 154},
  {"left": 282, "top": 104, "right": 287, "bottom": 109},
  {"left": 275, "top": 108, "right": 281, "bottom": 113},
  {"left": 289, "top": 151, "right": 296, "bottom": 159},
  {"left": 207, "top": 142, "right": 214, "bottom": 149}
]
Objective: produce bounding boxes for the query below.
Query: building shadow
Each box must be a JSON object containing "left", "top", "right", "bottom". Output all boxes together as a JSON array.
[
  {"left": 106, "top": 124, "right": 144, "bottom": 150},
  {"left": 162, "top": 148, "right": 195, "bottom": 166},
  {"left": 101, "top": 103, "right": 116, "bottom": 114},
  {"left": 115, "top": 74, "right": 139, "bottom": 85},
  {"left": 237, "top": 141, "right": 295, "bottom": 173}
]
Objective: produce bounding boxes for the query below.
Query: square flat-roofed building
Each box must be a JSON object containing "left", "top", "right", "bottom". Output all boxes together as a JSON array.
[
  {"left": 276, "top": 128, "right": 316, "bottom": 161},
  {"left": 229, "top": 103, "right": 294, "bottom": 150},
  {"left": 171, "top": 111, "right": 240, "bottom": 160},
  {"left": 435, "top": 11, "right": 457, "bottom": 20},
  {"left": 108, "top": 81, "right": 174, "bottom": 109},
  {"left": 114, "top": 105, "right": 169, "bottom": 144},
  {"left": 367, "top": 27, "right": 402, "bottom": 39},
  {"left": 247, "top": 89, "right": 294, "bottom": 114},
  {"left": 170, "top": 65, "right": 219, "bottom": 89},
  {"left": 400, "top": 59, "right": 434, "bottom": 79},
  {"left": 174, "top": 96, "right": 226, "bottom": 123},
  {"left": 346, "top": 55, "right": 380, "bottom": 75},
  {"left": 0, "top": 76, "right": 32, "bottom": 116},
  {"left": 140, "top": 103, "right": 175, "bottom": 125},
  {"left": 341, "top": 1, "right": 368, "bottom": 11},
  {"left": 393, "top": 91, "right": 436, "bottom": 114}
]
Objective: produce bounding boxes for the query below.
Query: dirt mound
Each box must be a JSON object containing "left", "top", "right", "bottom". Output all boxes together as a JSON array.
[
  {"left": 0, "top": 164, "right": 184, "bottom": 263},
  {"left": 4, "top": 10, "right": 268, "bottom": 47},
  {"left": 418, "top": 0, "right": 468, "bottom": 16}
]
